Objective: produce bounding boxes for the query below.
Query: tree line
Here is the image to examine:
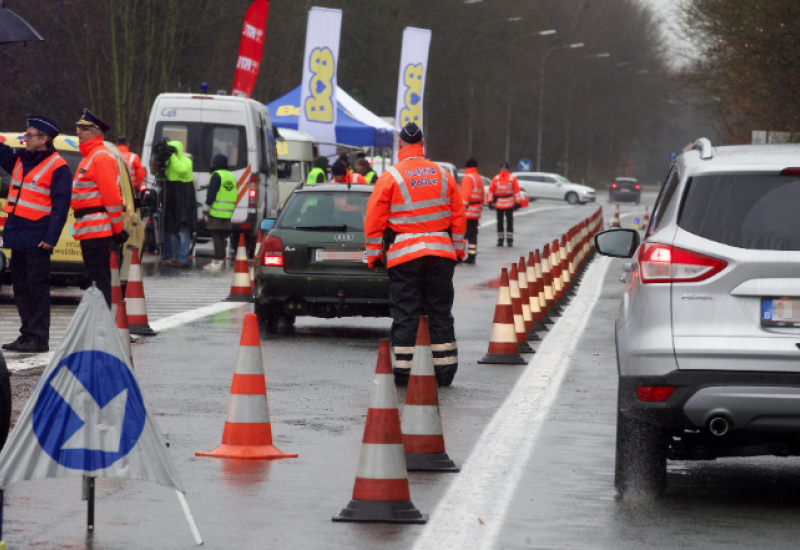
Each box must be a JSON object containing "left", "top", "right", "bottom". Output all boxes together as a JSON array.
[{"left": 1, "top": 0, "right": 710, "bottom": 185}]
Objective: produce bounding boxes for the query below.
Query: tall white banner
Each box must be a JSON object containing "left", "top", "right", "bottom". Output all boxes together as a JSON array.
[
  {"left": 394, "top": 27, "right": 432, "bottom": 162},
  {"left": 298, "top": 7, "right": 342, "bottom": 156}
]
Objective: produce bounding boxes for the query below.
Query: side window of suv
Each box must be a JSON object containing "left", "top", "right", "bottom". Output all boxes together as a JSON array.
[{"left": 647, "top": 167, "right": 679, "bottom": 238}]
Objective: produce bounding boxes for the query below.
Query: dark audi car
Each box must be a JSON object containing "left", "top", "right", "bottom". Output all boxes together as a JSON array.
[
  {"left": 254, "top": 184, "right": 390, "bottom": 332},
  {"left": 609, "top": 177, "right": 641, "bottom": 204}
]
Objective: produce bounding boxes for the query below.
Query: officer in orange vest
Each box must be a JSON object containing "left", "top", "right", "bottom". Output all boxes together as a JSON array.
[
  {"left": 365, "top": 122, "right": 467, "bottom": 386},
  {"left": 0, "top": 116, "right": 72, "bottom": 353},
  {"left": 116, "top": 135, "right": 146, "bottom": 188},
  {"left": 330, "top": 160, "right": 367, "bottom": 184},
  {"left": 459, "top": 158, "right": 485, "bottom": 264},
  {"left": 488, "top": 162, "right": 522, "bottom": 247},
  {"left": 72, "top": 109, "right": 127, "bottom": 307}
]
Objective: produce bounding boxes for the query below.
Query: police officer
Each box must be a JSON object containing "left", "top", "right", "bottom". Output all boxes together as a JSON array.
[
  {"left": 203, "top": 154, "right": 236, "bottom": 270},
  {"left": 354, "top": 158, "right": 377, "bottom": 184},
  {"left": 460, "top": 158, "right": 485, "bottom": 264},
  {"left": 116, "top": 135, "right": 146, "bottom": 188},
  {"left": 488, "top": 162, "right": 522, "bottom": 246},
  {"left": 0, "top": 117, "right": 72, "bottom": 353},
  {"left": 364, "top": 122, "right": 467, "bottom": 386},
  {"left": 72, "top": 109, "right": 127, "bottom": 307},
  {"left": 306, "top": 156, "right": 329, "bottom": 185}
]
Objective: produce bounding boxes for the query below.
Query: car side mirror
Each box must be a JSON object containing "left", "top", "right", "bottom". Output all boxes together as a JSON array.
[
  {"left": 260, "top": 218, "right": 277, "bottom": 231},
  {"left": 594, "top": 229, "right": 640, "bottom": 258}
]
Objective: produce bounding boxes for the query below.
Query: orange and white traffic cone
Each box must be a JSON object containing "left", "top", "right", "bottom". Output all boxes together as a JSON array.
[
  {"left": 610, "top": 204, "right": 621, "bottom": 228},
  {"left": 509, "top": 264, "right": 534, "bottom": 353},
  {"left": 402, "top": 317, "right": 458, "bottom": 472},
  {"left": 478, "top": 268, "right": 527, "bottom": 364},
  {"left": 226, "top": 233, "right": 254, "bottom": 303},
  {"left": 197, "top": 313, "right": 297, "bottom": 460},
  {"left": 125, "top": 248, "right": 157, "bottom": 336},
  {"left": 527, "top": 251, "right": 548, "bottom": 331},
  {"left": 518, "top": 256, "right": 540, "bottom": 341},
  {"left": 115, "top": 298, "right": 134, "bottom": 369},
  {"left": 110, "top": 250, "right": 123, "bottom": 320},
  {"left": 534, "top": 249, "right": 555, "bottom": 325},
  {"left": 333, "top": 339, "right": 427, "bottom": 523}
]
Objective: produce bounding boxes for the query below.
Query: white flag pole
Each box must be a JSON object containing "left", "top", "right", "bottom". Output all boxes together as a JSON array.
[{"left": 176, "top": 491, "right": 203, "bottom": 545}]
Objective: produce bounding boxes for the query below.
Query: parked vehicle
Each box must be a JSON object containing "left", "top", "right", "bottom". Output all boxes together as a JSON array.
[
  {"left": 0, "top": 132, "right": 145, "bottom": 290},
  {"left": 513, "top": 171, "right": 595, "bottom": 204},
  {"left": 595, "top": 138, "right": 800, "bottom": 496},
  {"left": 254, "top": 183, "right": 390, "bottom": 332},
  {"left": 141, "top": 93, "right": 279, "bottom": 254},
  {"left": 609, "top": 177, "right": 641, "bottom": 204}
]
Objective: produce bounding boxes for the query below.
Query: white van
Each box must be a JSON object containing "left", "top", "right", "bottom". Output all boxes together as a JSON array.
[
  {"left": 141, "top": 93, "right": 279, "bottom": 252},
  {"left": 274, "top": 127, "right": 315, "bottom": 209}
]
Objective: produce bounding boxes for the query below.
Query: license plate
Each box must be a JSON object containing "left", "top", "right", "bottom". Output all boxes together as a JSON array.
[
  {"left": 315, "top": 248, "right": 366, "bottom": 263},
  {"left": 761, "top": 298, "right": 800, "bottom": 327}
]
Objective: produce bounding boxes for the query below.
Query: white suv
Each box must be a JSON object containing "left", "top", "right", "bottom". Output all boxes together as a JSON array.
[
  {"left": 513, "top": 171, "right": 595, "bottom": 204},
  {"left": 595, "top": 138, "right": 800, "bottom": 497}
]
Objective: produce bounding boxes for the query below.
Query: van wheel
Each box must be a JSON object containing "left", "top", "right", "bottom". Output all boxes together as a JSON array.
[
  {"left": 566, "top": 192, "right": 579, "bottom": 205},
  {"left": 615, "top": 411, "right": 667, "bottom": 497}
]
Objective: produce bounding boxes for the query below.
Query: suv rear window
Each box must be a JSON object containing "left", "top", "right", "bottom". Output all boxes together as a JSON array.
[
  {"left": 679, "top": 174, "right": 800, "bottom": 250},
  {"left": 278, "top": 191, "right": 370, "bottom": 231}
]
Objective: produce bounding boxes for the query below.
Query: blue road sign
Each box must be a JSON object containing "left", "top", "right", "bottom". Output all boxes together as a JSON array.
[
  {"left": 670, "top": 151, "right": 678, "bottom": 163},
  {"left": 32, "top": 351, "right": 145, "bottom": 471},
  {"left": 518, "top": 158, "right": 532, "bottom": 172}
]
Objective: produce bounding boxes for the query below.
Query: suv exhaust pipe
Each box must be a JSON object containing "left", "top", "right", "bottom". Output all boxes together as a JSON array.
[{"left": 708, "top": 416, "right": 730, "bottom": 436}]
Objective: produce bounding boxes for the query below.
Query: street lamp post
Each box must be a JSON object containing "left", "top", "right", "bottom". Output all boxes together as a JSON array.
[{"left": 536, "top": 42, "right": 584, "bottom": 172}]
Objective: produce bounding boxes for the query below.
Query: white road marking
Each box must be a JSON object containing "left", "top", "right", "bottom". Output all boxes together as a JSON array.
[
  {"left": 412, "top": 255, "right": 611, "bottom": 550},
  {"left": 5, "top": 302, "right": 246, "bottom": 372},
  {"left": 479, "top": 205, "right": 573, "bottom": 228}
]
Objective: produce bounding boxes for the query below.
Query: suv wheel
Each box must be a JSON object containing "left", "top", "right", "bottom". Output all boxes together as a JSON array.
[
  {"left": 255, "top": 302, "right": 279, "bottom": 334},
  {"left": 614, "top": 411, "right": 667, "bottom": 497},
  {"left": 566, "top": 192, "right": 579, "bottom": 205}
]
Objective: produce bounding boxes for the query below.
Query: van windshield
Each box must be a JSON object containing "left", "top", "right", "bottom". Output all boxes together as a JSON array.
[{"left": 153, "top": 122, "right": 247, "bottom": 172}]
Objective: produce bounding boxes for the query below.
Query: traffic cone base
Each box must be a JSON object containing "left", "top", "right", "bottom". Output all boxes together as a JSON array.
[{"left": 333, "top": 500, "right": 427, "bottom": 524}]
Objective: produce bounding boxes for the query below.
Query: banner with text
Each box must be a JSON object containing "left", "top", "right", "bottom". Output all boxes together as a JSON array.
[
  {"left": 393, "top": 27, "right": 432, "bottom": 162},
  {"left": 298, "top": 7, "right": 342, "bottom": 154},
  {"left": 232, "top": 0, "right": 270, "bottom": 98}
]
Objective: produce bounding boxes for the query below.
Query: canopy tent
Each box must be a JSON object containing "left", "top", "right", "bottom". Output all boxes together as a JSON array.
[{"left": 266, "top": 86, "right": 394, "bottom": 148}]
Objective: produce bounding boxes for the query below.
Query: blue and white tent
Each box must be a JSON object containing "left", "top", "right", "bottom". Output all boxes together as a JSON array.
[{"left": 266, "top": 86, "right": 394, "bottom": 148}]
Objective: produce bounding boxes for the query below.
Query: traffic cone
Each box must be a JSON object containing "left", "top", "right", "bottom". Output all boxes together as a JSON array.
[
  {"left": 110, "top": 250, "right": 123, "bottom": 320},
  {"left": 115, "top": 299, "right": 133, "bottom": 369},
  {"left": 402, "top": 317, "right": 459, "bottom": 472},
  {"left": 125, "top": 248, "right": 157, "bottom": 336},
  {"left": 541, "top": 244, "right": 560, "bottom": 317},
  {"left": 333, "top": 339, "right": 427, "bottom": 524},
  {"left": 226, "top": 233, "right": 254, "bottom": 303},
  {"left": 534, "top": 249, "right": 555, "bottom": 325},
  {"left": 250, "top": 230, "right": 263, "bottom": 294},
  {"left": 527, "top": 251, "right": 548, "bottom": 331},
  {"left": 517, "top": 257, "right": 540, "bottom": 341},
  {"left": 478, "top": 268, "right": 527, "bottom": 364},
  {"left": 610, "top": 204, "right": 621, "bottom": 228},
  {"left": 197, "top": 313, "right": 298, "bottom": 460}
]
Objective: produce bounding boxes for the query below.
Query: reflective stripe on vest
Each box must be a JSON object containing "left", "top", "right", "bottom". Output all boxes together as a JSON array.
[
  {"left": 209, "top": 170, "right": 238, "bottom": 219},
  {"left": 4, "top": 154, "right": 66, "bottom": 221}
]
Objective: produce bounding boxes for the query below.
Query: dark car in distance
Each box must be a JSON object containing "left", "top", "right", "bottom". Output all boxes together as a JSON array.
[{"left": 609, "top": 177, "right": 641, "bottom": 204}]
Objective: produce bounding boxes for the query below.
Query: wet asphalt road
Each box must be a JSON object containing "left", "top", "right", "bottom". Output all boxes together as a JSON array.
[{"left": 10, "top": 192, "right": 800, "bottom": 549}]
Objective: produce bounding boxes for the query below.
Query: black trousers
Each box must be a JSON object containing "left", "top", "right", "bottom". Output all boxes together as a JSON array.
[
  {"left": 496, "top": 208, "right": 514, "bottom": 243},
  {"left": 466, "top": 218, "right": 479, "bottom": 257},
  {"left": 389, "top": 255, "right": 458, "bottom": 385},
  {"left": 80, "top": 239, "right": 112, "bottom": 307},
  {"left": 10, "top": 250, "right": 51, "bottom": 344}
]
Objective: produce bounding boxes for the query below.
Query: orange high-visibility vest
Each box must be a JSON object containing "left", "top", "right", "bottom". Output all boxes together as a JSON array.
[
  {"left": 4, "top": 153, "right": 67, "bottom": 221},
  {"left": 488, "top": 172, "right": 522, "bottom": 210},
  {"left": 460, "top": 168, "right": 484, "bottom": 220},
  {"left": 364, "top": 144, "right": 467, "bottom": 269},
  {"left": 71, "top": 137, "right": 124, "bottom": 241}
]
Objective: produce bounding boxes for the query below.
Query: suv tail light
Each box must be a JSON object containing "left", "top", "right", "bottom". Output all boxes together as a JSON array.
[
  {"left": 248, "top": 174, "right": 258, "bottom": 208},
  {"left": 261, "top": 236, "right": 284, "bottom": 267},
  {"left": 639, "top": 243, "right": 727, "bottom": 284},
  {"left": 636, "top": 386, "right": 675, "bottom": 402}
]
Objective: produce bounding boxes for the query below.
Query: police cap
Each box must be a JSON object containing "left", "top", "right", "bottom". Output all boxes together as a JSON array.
[
  {"left": 27, "top": 116, "right": 60, "bottom": 139},
  {"left": 399, "top": 122, "right": 423, "bottom": 144},
  {"left": 76, "top": 109, "right": 110, "bottom": 133}
]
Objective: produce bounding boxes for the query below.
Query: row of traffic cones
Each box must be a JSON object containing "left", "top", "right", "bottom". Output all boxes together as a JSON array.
[{"left": 480, "top": 208, "right": 604, "bottom": 363}]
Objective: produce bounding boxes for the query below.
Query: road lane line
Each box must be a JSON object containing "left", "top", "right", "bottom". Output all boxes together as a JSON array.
[
  {"left": 479, "top": 205, "right": 573, "bottom": 228},
  {"left": 4, "top": 302, "right": 246, "bottom": 371},
  {"left": 412, "top": 255, "right": 611, "bottom": 550}
]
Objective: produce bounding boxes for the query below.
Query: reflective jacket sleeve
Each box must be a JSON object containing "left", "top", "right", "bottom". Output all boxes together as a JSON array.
[
  {"left": 93, "top": 153, "right": 125, "bottom": 234},
  {"left": 446, "top": 172, "right": 468, "bottom": 259},
  {"left": 460, "top": 174, "right": 474, "bottom": 207},
  {"left": 43, "top": 164, "right": 73, "bottom": 246},
  {"left": 364, "top": 171, "right": 394, "bottom": 267}
]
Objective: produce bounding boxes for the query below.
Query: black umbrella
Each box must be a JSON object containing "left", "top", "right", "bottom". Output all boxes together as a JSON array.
[{"left": 0, "top": 0, "right": 43, "bottom": 45}]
